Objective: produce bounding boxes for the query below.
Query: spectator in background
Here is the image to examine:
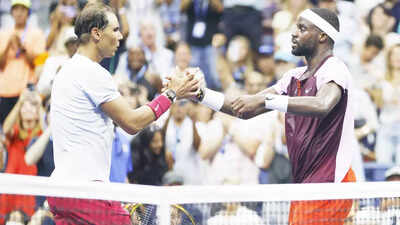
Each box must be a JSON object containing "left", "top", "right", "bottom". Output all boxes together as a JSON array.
[
  {"left": 36, "top": 27, "right": 78, "bottom": 98},
  {"left": 109, "top": 80, "right": 143, "bottom": 183},
  {"left": 349, "top": 34, "right": 385, "bottom": 90},
  {"left": 164, "top": 100, "right": 201, "bottom": 184},
  {"left": 222, "top": 0, "right": 264, "bottom": 52},
  {"left": 0, "top": 0, "right": 46, "bottom": 125},
  {"left": 272, "top": 0, "right": 311, "bottom": 54},
  {"left": 46, "top": 0, "right": 78, "bottom": 56},
  {"left": 217, "top": 35, "right": 254, "bottom": 90},
  {"left": 24, "top": 100, "right": 54, "bottom": 208},
  {"left": 318, "top": 0, "right": 362, "bottom": 65},
  {"left": 157, "top": 0, "right": 182, "bottom": 50},
  {"left": 255, "top": 44, "right": 277, "bottom": 87},
  {"left": 375, "top": 43, "right": 400, "bottom": 165},
  {"left": 138, "top": 17, "right": 174, "bottom": 77},
  {"left": 115, "top": 45, "right": 161, "bottom": 100},
  {"left": 174, "top": 42, "right": 192, "bottom": 71},
  {"left": 109, "top": 125, "right": 132, "bottom": 183},
  {"left": 366, "top": 3, "right": 396, "bottom": 40},
  {"left": 128, "top": 124, "right": 168, "bottom": 185},
  {"left": 0, "top": 90, "right": 44, "bottom": 222},
  {"left": 181, "top": 0, "right": 223, "bottom": 91},
  {"left": 100, "top": 0, "right": 130, "bottom": 74},
  {"left": 195, "top": 103, "right": 224, "bottom": 184},
  {"left": 383, "top": 0, "right": 400, "bottom": 33},
  {"left": 273, "top": 50, "right": 298, "bottom": 80}
]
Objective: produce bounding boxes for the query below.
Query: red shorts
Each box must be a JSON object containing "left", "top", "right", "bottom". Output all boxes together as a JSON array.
[
  {"left": 289, "top": 168, "right": 356, "bottom": 225},
  {"left": 47, "top": 197, "right": 131, "bottom": 225}
]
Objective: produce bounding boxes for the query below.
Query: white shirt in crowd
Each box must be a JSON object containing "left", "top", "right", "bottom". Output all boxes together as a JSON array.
[{"left": 50, "top": 54, "right": 120, "bottom": 182}]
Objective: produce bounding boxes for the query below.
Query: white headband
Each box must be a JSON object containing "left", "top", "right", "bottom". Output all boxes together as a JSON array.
[{"left": 299, "top": 9, "right": 339, "bottom": 42}]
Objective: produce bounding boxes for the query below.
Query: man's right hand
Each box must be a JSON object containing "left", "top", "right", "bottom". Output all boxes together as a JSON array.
[{"left": 166, "top": 68, "right": 199, "bottom": 100}]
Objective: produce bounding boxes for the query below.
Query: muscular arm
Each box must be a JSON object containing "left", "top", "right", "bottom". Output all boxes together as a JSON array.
[
  {"left": 287, "top": 82, "right": 342, "bottom": 118},
  {"left": 225, "top": 87, "right": 277, "bottom": 119},
  {"left": 101, "top": 96, "right": 156, "bottom": 135}
]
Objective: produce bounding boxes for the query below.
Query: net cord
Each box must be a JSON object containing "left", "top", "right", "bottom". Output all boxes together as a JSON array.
[{"left": 1, "top": 173, "right": 400, "bottom": 204}]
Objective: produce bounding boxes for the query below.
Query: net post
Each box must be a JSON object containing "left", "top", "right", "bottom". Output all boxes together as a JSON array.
[{"left": 159, "top": 203, "right": 171, "bottom": 225}]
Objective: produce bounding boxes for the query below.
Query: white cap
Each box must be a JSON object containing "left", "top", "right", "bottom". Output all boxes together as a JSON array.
[
  {"left": 385, "top": 166, "right": 400, "bottom": 179},
  {"left": 63, "top": 27, "right": 78, "bottom": 44}
]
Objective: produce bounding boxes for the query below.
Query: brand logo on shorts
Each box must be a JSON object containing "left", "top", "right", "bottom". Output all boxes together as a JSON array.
[{"left": 305, "top": 88, "right": 312, "bottom": 94}]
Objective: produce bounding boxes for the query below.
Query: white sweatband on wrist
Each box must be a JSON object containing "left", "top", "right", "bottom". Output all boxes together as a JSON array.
[
  {"left": 265, "top": 94, "right": 288, "bottom": 113},
  {"left": 201, "top": 88, "right": 225, "bottom": 111}
]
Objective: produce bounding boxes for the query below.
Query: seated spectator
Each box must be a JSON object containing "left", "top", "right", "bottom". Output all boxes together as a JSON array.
[
  {"left": 128, "top": 124, "right": 168, "bottom": 185},
  {"left": 115, "top": 45, "right": 161, "bottom": 100},
  {"left": 0, "top": 0, "right": 46, "bottom": 125},
  {"left": 0, "top": 90, "right": 44, "bottom": 219}
]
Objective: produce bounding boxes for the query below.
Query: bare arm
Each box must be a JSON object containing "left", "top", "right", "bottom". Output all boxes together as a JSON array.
[
  {"left": 118, "top": 11, "right": 130, "bottom": 39},
  {"left": 287, "top": 82, "right": 342, "bottom": 118},
  {"left": 2, "top": 99, "right": 23, "bottom": 137},
  {"left": 46, "top": 13, "right": 61, "bottom": 50},
  {"left": 226, "top": 87, "right": 277, "bottom": 119},
  {"left": 232, "top": 82, "right": 342, "bottom": 119},
  {"left": 103, "top": 73, "right": 198, "bottom": 135},
  {"left": 25, "top": 127, "right": 51, "bottom": 165},
  {"left": 232, "top": 133, "right": 261, "bottom": 159},
  {"left": 198, "top": 120, "right": 224, "bottom": 160},
  {"left": 101, "top": 97, "right": 156, "bottom": 135}
]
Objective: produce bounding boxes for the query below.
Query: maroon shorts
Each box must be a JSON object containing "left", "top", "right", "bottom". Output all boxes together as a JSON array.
[{"left": 47, "top": 197, "right": 131, "bottom": 225}]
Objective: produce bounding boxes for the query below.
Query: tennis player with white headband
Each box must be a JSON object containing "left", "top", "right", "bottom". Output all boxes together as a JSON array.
[{"left": 193, "top": 7, "right": 356, "bottom": 224}]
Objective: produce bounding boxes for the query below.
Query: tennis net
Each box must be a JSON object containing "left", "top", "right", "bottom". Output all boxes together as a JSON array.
[{"left": 1, "top": 173, "right": 400, "bottom": 225}]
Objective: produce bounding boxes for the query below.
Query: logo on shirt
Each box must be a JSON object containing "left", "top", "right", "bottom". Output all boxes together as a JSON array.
[{"left": 155, "top": 104, "right": 160, "bottom": 111}]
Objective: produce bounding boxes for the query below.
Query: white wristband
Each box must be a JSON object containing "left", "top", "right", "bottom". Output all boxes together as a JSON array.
[
  {"left": 201, "top": 88, "right": 225, "bottom": 111},
  {"left": 265, "top": 94, "right": 288, "bottom": 113}
]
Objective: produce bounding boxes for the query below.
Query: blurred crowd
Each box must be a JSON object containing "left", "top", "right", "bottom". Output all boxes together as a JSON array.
[{"left": 0, "top": 0, "right": 399, "bottom": 224}]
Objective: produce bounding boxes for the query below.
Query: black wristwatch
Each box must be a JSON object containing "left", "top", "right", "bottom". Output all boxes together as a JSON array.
[{"left": 164, "top": 89, "right": 176, "bottom": 103}]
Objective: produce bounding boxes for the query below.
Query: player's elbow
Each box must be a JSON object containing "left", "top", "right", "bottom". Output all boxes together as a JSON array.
[{"left": 315, "top": 101, "right": 332, "bottom": 118}]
